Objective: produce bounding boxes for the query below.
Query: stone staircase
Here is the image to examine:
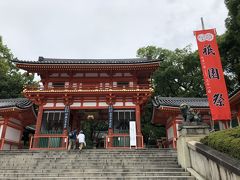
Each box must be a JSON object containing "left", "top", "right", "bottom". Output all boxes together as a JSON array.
[{"left": 0, "top": 149, "right": 195, "bottom": 179}]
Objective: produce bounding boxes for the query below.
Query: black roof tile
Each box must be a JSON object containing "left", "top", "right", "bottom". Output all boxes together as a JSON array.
[
  {"left": 0, "top": 98, "right": 33, "bottom": 109},
  {"left": 229, "top": 85, "right": 240, "bottom": 98},
  {"left": 152, "top": 96, "right": 209, "bottom": 108},
  {"left": 13, "top": 57, "right": 160, "bottom": 65}
]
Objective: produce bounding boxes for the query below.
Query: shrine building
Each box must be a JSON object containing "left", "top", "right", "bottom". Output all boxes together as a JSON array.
[
  {"left": 229, "top": 86, "right": 240, "bottom": 126},
  {"left": 151, "top": 96, "right": 211, "bottom": 148},
  {"left": 0, "top": 98, "right": 36, "bottom": 150},
  {"left": 151, "top": 95, "right": 240, "bottom": 148},
  {"left": 13, "top": 57, "right": 160, "bottom": 150}
]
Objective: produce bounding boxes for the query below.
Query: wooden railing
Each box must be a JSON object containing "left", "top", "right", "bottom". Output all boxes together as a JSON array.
[
  {"left": 24, "top": 84, "right": 152, "bottom": 92},
  {"left": 29, "top": 134, "right": 68, "bottom": 150},
  {"left": 105, "top": 134, "right": 144, "bottom": 149}
]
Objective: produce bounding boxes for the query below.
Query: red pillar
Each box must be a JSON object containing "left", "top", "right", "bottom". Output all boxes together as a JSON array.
[
  {"left": 172, "top": 117, "right": 177, "bottom": 149},
  {"left": 136, "top": 104, "right": 141, "bottom": 134},
  {"left": 0, "top": 117, "right": 9, "bottom": 150},
  {"left": 135, "top": 104, "right": 143, "bottom": 148},
  {"left": 33, "top": 105, "right": 44, "bottom": 148},
  {"left": 107, "top": 128, "right": 113, "bottom": 148}
]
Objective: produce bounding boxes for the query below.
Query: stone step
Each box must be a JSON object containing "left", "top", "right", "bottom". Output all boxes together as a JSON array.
[
  {"left": 0, "top": 176, "right": 195, "bottom": 180},
  {"left": 0, "top": 149, "right": 176, "bottom": 152},
  {"left": 0, "top": 159, "right": 177, "bottom": 164},
  {"left": 0, "top": 152, "right": 178, "bottom": 155},
  {"left": 0, "top": 153, "right": 177, "bottom": 157},
  {"left": 0, "top": 156, "right": 177, "bottom": 159},
  {"left": 0, "top": 167, "right": 185, "bottom": 173},
  {"left": 0, "top": 152, "right": 177, "bottom": 155},
  {"left": 0, "top": 154, "right": 177, "bottom": 158},
  {"left": 0, "top": 164, "right": 180, "bottom": 170},
  {"left": 0, "top": 164, "right": 181, "bottom": 170},
  {"left": 0, "top": 155, "right": 177, "bottom": 159},
  {"left": 0, "top": 162, "right": 178, "bottom": 167},
  {"left": 0, "top": 171, "right": 191, "bottom": 177},
  {"left": 0, "top": 159, "right": 177, "bottom": 166},
  {"left": 0, "top": 149, "right": 194, "bottom": 179},
  {"left": 0, "top": 158, "right": 177, "bottom": 163}
]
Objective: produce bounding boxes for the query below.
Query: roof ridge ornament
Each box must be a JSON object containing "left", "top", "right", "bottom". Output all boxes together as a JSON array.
[{"left": 38, "top": 56, "right": 44, "bottom": 61}]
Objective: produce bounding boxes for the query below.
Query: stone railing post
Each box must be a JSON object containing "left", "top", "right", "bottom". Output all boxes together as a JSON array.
[{"left": 177, "top": 125, "right": 209, "bottom": 169}]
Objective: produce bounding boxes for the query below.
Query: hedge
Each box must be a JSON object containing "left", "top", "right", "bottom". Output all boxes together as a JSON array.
[{"left": 200, "top": 126, "right": 240, "bottom": 160}]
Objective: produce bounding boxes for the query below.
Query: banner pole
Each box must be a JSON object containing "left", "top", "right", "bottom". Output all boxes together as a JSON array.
[{"left": 201, "top": 17, "right": 205, "bottom": 30}]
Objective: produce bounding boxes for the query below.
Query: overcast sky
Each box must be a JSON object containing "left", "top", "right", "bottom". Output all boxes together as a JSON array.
[{"left": 0, "top": 0, "right": 228, "bottom": 60}]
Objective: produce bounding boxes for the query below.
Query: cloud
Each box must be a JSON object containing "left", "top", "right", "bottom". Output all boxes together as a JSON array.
[{"left": 0, "top": 0, "right": 228, "bottom": 60}]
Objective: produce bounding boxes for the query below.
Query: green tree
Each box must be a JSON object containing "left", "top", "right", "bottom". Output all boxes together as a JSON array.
[
  {"left": 137, "top": 46, "right": 205, "bottom": 145},
  {"left": 137, "top": 45, "right": 205, "bottom": 97},
  {"left": 0, "top": 36, "right": 36, "bottom": 98},
  {"left": 141, "top": 101, "right": 165, "bottom": 146},
  {"left": 219, "top": 0, "right": 240, "bottom": 84},
  {"left": 137, "top": 46, "right": 170, "bottom": 61}
]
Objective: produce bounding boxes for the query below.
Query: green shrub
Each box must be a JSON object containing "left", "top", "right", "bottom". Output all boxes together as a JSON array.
[{"left": 200, "top": 126, "right": 240, "bottom": 160}]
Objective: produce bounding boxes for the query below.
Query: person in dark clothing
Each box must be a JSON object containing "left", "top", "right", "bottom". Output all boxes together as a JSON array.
[
  {"left": 68, "top": 129, "right": 77, "bottom": 151},
  {"left": 22, "top": 128, "right": 29, "bottom": 146}
]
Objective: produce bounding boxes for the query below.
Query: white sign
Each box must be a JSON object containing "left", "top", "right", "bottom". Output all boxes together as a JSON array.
[{"left": 129, "top": 121, "right": 136, "bottom": 147}]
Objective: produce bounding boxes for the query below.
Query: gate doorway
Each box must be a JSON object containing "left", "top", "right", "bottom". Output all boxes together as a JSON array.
[{"left": 69, "top": 109, "right": 108, "bottom": 149}]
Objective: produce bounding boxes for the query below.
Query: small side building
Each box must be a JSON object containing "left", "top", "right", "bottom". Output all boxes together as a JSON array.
[
  {"left": 151, "top": 96, "right": 211, "bottom": 148},
  {"left": 229, "top": 86, "right": 240, "bottom": 126},
  {"left": 0, "top": 98, "right": 36, "bottom": 150}
]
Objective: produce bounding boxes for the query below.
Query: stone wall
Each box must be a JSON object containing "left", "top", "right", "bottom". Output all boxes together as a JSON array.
[
  {"left": 187, "top": 141, "right": 240, "bottom": 180},
  {"left": 177, "top": 126, "right": 240, "bottom": 180}
]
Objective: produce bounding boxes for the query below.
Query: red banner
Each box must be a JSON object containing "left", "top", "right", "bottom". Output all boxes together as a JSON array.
[{"left": 194, "top": 29, "right": 231, "bottom": 120}]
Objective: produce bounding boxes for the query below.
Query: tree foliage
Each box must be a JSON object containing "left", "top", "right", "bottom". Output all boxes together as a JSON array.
[
  {"left": 218, "top": 0, "right": 240, "bottom": 84},
  {"left": 137, "top": 45, "right": 206, "bottom": 145},
  {"left": 141, "top": 101, "right": 165, "bottom": 146},
  {"left": 0, "top": 36, "right": 35, "bottom": 98},
  {"left": 137, "top": 45, "right": 205, "bottom": 97}
]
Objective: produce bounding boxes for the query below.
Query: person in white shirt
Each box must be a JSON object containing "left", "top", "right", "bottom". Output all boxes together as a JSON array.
[{"left": 77, "top": 130, "right": 86, "bottom": 151}]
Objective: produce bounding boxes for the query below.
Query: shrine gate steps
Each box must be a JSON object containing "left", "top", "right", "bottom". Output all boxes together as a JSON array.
[{"left": 0, "top": 149, "right": 195, "bottom": 180}]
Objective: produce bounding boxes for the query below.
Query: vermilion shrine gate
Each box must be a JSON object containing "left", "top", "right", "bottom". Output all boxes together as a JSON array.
[{"left": 13, "top": 57, "right": 160, "bottom": 149}]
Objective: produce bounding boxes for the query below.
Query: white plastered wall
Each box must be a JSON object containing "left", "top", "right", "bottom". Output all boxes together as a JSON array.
[
  {"left": 83, "top": 102, "right": 97, "bottom": 107},
  {"left": 5, "top": 126, "right": 21, "bottom": 142},
  {"left": 167, "top": 126, "right": 174, "bottom": 140}
]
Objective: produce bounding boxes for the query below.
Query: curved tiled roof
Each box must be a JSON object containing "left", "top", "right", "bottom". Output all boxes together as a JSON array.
[
  {"left": 152, "top": 96, "right": 209, "bottom": 108},
  {"left": 0, "top": 98, "right": 33, "bottom": 109},
  {"left": 12, "top": 56, "right": 160, "bottom": 65},
  {"left": 229, "top": 85, "right": 240, "bottom": 98}
]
